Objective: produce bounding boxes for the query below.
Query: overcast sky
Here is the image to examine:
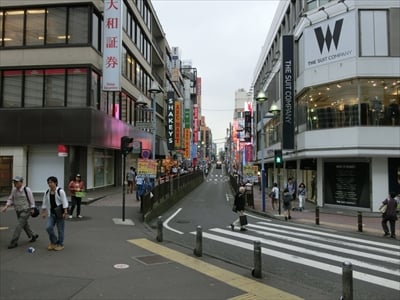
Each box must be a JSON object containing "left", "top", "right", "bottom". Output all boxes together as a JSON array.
[{"left": 152, "top": 0, "right": 280, "bottom": 150}]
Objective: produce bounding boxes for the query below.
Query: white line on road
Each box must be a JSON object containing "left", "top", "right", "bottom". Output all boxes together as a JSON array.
[
  {"left": 196, "top": 231, "right": 400, "bottom": 291},
  {"left": 163, "top": 208, "right": 184, "bottom": 235}
]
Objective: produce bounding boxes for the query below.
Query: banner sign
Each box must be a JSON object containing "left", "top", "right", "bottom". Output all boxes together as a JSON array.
[
  {"left": 166, "top": 98, "right": 175, "bottom": 150},
  {"left": 137, "top": 159, "right": 157, "bottom": 178},
  {"left": 102, "top": 0, "right": 122, "bottom": 91},
  {"left": 184, "top": 128, "right": 191, "bottom": 159},
  {"left": 193, "top": 104, "right": 199, "bottom": 143},
  {"left": 174, "top": 100, "right": 182, "bottom": 148},
  {"left": 282, "top": 35, "right": 294, "bottom": 150}
]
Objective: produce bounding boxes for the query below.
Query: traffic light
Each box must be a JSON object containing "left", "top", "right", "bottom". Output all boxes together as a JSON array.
[
  {"left": 121, "top": 136, "right": 133, "bottom": 156},
  {"left": 274, "top": 149, "right": 283, "bottom": 167}
]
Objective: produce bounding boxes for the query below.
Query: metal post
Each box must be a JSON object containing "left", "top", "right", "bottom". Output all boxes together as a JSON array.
[
  {"left": 152, "top": 93, "right": 156, "bottom": 160},
  {"left": 342, "top": 261, "right": 353, "bottom": 300},
  {"left": 315, "top": 206, "right": 320, "bottom": 225},
  {"left": 278, "top": 166, "right": 281, "bottom": 215},
  {"left": 122, "top": 154, "right": 126, "bottom": 221},
  {"left": 156, "top": 216, "right": 163, "bottom": 242},
  {"left": 357, "top": 211, "right": 363, "bottom": 232},
  {"left": 193, "top": 226, "right": 202, "bottom": 257},
  {"left": 260, "top": 104, "right": 266, "bottom": 212},
  {"left": 252, "top": 240, "right": 262, "bottom": 278}
]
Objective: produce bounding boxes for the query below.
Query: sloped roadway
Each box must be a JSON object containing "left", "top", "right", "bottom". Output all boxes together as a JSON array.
[{"left": 159, "top": 165, "right": 400, "bottom": 300}]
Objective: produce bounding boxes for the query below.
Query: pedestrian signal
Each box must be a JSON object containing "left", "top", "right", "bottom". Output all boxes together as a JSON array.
[{"left": 274, "top": 150, "right": 283, "bottom": 167}]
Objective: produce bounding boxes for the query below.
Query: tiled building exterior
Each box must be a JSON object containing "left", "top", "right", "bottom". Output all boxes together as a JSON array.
[
  {"left": 0, "top": 0, "right": 196, "bottom": 193},
  {"left": 252, "top": 0, "right": 400, "bottom": 211}
]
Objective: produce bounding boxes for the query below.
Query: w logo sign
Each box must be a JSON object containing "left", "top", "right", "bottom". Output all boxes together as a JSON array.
[{"left": 314, "top": 19, "right": 343, "bottom": 53}]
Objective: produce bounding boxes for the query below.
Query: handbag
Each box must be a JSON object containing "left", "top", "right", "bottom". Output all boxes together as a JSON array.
[
  {"left": 232, "top": 205, "right": 237, "bottom": 213},
  {"left": 239, "top": 215, "right": 248, "bottom": 226},
  {"left": 54, "top": 205, "right": 64, "bottom": 218},
  {"left": 23, "top": 187, "right": 40, "bottom": 218},
  {"left": 379, "top": 204, "right": 387, "bottom": 213}
]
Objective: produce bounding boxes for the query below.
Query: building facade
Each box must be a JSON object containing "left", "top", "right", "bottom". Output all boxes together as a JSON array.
[
  {"left": 252, "top": 0, "right": 400, "bottom": 211},
  {"left": 0, "top": 0, "right": 189, "bottom": 193}
]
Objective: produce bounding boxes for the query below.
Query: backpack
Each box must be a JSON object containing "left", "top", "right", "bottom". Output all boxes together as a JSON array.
[{"left": 46, "top": 187, "right": 62, "bottom": 197}]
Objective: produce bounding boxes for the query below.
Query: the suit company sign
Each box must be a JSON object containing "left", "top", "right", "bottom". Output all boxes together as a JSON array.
[{"left": 304, "top": 10, "right": 356, "bottom": 69}]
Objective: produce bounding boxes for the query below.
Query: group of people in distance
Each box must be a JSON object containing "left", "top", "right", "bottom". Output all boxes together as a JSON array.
[
  {"left": 231, "top": 177, "right": 398, "bottom": 238},
  {"left": 126, "top": 166, "right": 152, "bottom": 201},
  {"left": 2, "top": 174, "right": 85, "bottom": 251}
]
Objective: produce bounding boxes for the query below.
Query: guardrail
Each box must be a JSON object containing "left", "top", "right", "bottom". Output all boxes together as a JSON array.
[{"left": 141, "top": 170, "right": 204, "bottom": 222}]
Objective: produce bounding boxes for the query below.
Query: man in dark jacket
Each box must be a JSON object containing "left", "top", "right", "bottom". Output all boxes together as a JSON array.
[
  {"left": 380, "top": 192, "right": 398, "bottom": 238},
  {"left": 230, "top": 186, "right": 247, "bottom": 231}
]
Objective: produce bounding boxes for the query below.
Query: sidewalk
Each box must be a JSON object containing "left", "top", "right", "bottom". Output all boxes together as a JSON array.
[{"left": 246, "top": 184, "right": 399, "bottom": 238}]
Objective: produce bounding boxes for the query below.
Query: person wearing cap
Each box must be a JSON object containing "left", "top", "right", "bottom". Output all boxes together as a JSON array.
[
  {"left": 68, "top": 173, "right": 85, "bottom": 218},
  {"left": 1, "top": 176, "right": 39, "bottom": 249}
]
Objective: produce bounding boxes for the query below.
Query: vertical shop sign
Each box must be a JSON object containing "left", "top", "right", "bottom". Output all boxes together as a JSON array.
[
  {"left": 103, "top": 0, "right": 121, "bottom": 91},
  {"left": 166, "top": 98, "right": 175, "bottom": 150},
  {"left": 184, "top": 128, "right": 191, "bottom": 159},
  {"left": 282, "top": 35, "right": 294, "bottom": 149},
  {"left": 174, "top": 101, "right": 182, "bottom": 148},
  {"left": 193, "top": 105, "right": 199, "bottom": 143}
]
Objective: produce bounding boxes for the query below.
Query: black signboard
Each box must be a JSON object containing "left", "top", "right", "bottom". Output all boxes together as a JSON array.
[
  {"left": 282, "top": 35, "right": 294, "bottom": 149},
  {"left": 324, "top": 162, "right": 370, "bottom": 208}
]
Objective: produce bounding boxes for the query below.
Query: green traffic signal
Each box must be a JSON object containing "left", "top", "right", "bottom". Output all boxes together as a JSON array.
[{"left": 274, "top": 150, "right": 283, "bottom": 166}]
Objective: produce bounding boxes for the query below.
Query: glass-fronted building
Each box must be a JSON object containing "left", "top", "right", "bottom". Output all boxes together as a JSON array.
[{"left": 253, "top": 0, "right": 400, "bottom": 211}]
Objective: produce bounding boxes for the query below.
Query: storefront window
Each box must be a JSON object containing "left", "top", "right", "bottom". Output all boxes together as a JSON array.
[
  {"left": 93, "top": 149, "right": 114, "bottom": 188},
  {"left": 45, "top": 69, "right": 65, "bottom": 106},
  {"left": 297, "top": 78, "right": 400, "bottom": 132},
  {"left": 67, "top": 69, "right": 87, "bottom": 107}
]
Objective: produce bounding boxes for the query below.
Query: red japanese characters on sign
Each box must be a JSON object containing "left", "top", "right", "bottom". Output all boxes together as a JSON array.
[{"left": 102, "top": 0, "right": 121, "bottom": 91}]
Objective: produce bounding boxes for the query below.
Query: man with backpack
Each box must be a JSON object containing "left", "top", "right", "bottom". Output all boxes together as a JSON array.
[
  {"left": 1, "top": 176, "right": 39, "bottom": 249},
  {"left": 41, "top": 176, "right": 69, "bottom": 251}
]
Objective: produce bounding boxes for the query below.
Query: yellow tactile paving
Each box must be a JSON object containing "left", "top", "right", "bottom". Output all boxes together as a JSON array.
[{"left": 128, "top": 238, "right": 303, "bottom": 300}]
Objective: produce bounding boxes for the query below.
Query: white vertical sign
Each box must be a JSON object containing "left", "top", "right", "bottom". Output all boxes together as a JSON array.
[{"left": 102, "top": 0, "right": 122, "bottom": 91}]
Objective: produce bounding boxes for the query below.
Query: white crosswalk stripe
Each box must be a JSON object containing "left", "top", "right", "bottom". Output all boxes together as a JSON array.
[
  {"left": 191, "top": 220, "right": 400, "bottom": 291},
  {"left": 205, "top": 174, "right": 229, "bottom": 183}
]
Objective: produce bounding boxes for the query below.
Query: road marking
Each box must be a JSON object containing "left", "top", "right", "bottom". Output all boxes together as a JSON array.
[
  {"left": 128, "top": 238, "right": 302, "bottom": 300},
  {"left": 163, "top": 208, "right": 184, "bottom": 234},
  {"left": 198, "top": 231, "right": 400, "bottom": 291},
  {"left": 0, "top": 226, "right": 8, "bottom": 230}
]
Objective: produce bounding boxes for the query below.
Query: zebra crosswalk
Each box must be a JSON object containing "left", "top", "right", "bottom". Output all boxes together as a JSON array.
[
  {"left": 205, "top": 174, "right": 229, "bottom": 183},
  {"left": 191, "top": 219, "right": 400, "bottom": 291}
]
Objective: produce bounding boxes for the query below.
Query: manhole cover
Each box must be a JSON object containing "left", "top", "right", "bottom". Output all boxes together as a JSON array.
[
  {"left": 134, "top": 255, "right": 170, "bottom": 265},
  {"left": 113, "top": 263, "right": 130, "bottom": 269}
]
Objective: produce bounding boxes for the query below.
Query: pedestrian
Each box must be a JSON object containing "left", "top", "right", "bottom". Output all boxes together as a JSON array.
[
  {"left": 380, "top": 192, "right": 398, "bottom": 239},
  {"left": 41, "top": 176, "right": 69, "bottom": 251},
  {"left": 230, "top": 186, "right": 247, "bottom": 231},
  {"left": 68, "top": 173, "right": 85, "bottom": 218},
  {"left": 270, "top": 182, "right": 279, "bottom": 210},
  {"left": 1, "top": 176, "right": 39, "bottom": 249},
  {"left": 297, "top": 182, "right": 307, "bottom": 211},
  {"left": 135, "top": 175, "right": 144, "bottom": 201},
  {"left": 286, "top": 177, "right": 296, "bottom": 201},
  {"left": 126, "top": 167, "right": 136, "bottom": 194},
  {"left": 283, "top": 188, "right": 292, "bottom": 221}
]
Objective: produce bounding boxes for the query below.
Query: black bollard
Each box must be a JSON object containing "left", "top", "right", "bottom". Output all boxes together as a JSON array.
[
  {"left": 315, "top": 206, "right": 320, "bottom": 225},
  {"left": 342, "top": 261, "right": 353, "bottom": 300},
  {"left": 251, "top": 240, "right": 262, "bottom": 278},
  {"left": 357, "top": 211, "right": 363, "bottom": 232},
  {"left": 156, "top": 216, "right": 163, "bottom": 242},
  {"left": 193, "top": 226, "right": 203, "bottom": 257}
]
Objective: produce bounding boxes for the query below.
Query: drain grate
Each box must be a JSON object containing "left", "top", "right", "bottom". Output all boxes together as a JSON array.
[{"left": 134, "top": 254, "right": 171, "bottom": 265}]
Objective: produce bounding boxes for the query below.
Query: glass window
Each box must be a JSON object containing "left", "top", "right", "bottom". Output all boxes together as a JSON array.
[
  {"left": 45, "top": 69, "right": 65, "bottom": 106},
  {"left": 360, "top": 10, "right": 388, "bottom": 56},
  {"left": 3, "top": 70, "right": 23, "bottom": 107},
  {"left": 26, "top": 9, "right": 45, "bottom": 45},
  {"left": 46, "top": 7, "right": 67, "bottom": 44},
  {"left": 92, "top": 13, "right": 99, "bottom": 50},
  {"left": 91, "top": 71, "right": 99, "bottom": 109},
  {"left": 25, "top": 70, "right": 44, "bottom": 107},
  {"left": 69, "top": 6, "right": 89, "bottom": 44},
  {"left": 4, "top": 10, "right": 24, "bottom": 46},
  {"left": 67, "top": 69, "right": 87, "bottom": 107}
]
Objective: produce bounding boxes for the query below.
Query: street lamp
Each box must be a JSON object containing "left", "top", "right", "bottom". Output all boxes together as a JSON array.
[
  {"left": 148, "top": 81, "right": 162, "bottom": 160},
  {"left": 269, "top": 102, "right": 281, "bottom": 214},
  {"left": 256, "top": 91, "right": 267, "bottom": 212}
]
